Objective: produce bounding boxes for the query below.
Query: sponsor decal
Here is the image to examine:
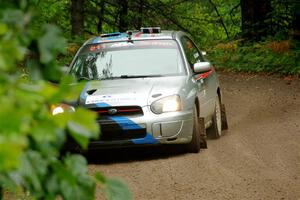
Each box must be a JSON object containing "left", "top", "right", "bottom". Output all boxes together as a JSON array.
[
  {"left": 110, "top": 42, "right": 134, "bottom": 48},
  {"left": 193, "top": 52, "right": 199, "bottom": 59},
  {"left": 89, "top": 44, "right": 104, "bottom": 51},
  {"left": 85, "top": 95, "right": 137, "bottom": 105},
  {"left": 133, "top": 32, "right": 142, "bottom": 38},
  {"left": 196, "top": 66, "right": 215, "bottom": 80}
]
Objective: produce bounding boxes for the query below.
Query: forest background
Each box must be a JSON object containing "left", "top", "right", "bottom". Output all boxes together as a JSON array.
[{"left": 47, "top": 0, "right": 300, "bottom": 74}]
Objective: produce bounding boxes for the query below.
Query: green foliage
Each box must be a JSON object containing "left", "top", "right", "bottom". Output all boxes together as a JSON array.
[
  {"left": 270, "top": 0, "right": 294, "bottom": 40},
  {"left": 95, "top": 173, "right": 132, "bottom": 200},
  {"left": 37, "top": 0, "right": 241, "bottom": 47},
  {"left": 35, "top": 0, "right": 71, "bottom": 37},
  {"left": 208, "top": 40, "right": 300, "bottom": 74},
  {"left": 0, "top": 1, "right": 131, "bottom": 200}
]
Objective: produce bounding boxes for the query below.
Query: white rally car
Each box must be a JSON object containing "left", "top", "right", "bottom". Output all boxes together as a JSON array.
[{"left": 55, "top": 27, "right": 228, "bottom": 153}]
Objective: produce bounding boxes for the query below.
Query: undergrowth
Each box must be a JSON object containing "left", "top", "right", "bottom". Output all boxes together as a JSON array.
[{"left": 208, "top": 39, "right": 300, "bottom": 75}]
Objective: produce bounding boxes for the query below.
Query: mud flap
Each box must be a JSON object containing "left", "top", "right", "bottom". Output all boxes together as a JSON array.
[
  {"left": 199, "top": 117, "right": 207, "bottom": 149},
  {"left": 221, "top": 104, "right": 228, "bottom": 130}
]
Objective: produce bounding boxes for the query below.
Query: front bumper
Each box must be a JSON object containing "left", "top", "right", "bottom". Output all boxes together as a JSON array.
[{"left": 88, "top": 106, "right": 194, "bottom": 149}]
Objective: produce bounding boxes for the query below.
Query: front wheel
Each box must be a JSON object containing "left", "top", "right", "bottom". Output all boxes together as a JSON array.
[
  {"left": 207, "top": 96, "right": 222, "bottom": 139},
  {"left": 186, "top": 106, "right": 206, "bottom": 153}
]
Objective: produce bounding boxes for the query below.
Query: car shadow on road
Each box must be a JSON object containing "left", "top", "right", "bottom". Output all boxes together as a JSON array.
[{"left": 84, "top": 145, "right": 190, "bottom": 165}]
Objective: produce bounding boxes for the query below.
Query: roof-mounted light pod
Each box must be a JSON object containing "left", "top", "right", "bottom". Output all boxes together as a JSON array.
[
  {"left": 126, "top": 31, "right": 133, "bottom": 43},
  {"left": 140, "top": 27, "right": 161, "bottom": 34}
]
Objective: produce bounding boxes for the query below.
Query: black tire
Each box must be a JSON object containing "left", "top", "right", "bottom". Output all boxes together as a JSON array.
[
  {"left": 200, "top": 134, "right": 207, "bottom": 149},
  {"left": 186, "top": 106, "right": 206, "bottom": 153},
  {"left": 221, "top": 103, "right": 228, "bottom": 130},
  {"left": 207, "top": 96, "right": 222, "bottom": 139}
]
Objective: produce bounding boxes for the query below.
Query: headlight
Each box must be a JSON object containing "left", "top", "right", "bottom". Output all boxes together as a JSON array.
[
  {"left": 51, "top": 103, "right": 75, "bottom": 116},
  {"left": 150, "top": 95, "right": 181, "bottom": 114}
]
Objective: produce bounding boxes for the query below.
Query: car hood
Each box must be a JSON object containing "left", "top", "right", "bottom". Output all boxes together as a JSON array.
[{"left": 79, "top": 76, "right": 187, "bottom": 108}]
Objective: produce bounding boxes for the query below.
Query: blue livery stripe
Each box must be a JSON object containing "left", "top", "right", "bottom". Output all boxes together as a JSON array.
[
  {"left": 109, "top": 116, "right": 158, "bottom": 144},
  {"left": 91, "top": 102, "right": 158, "bottom": 145},
  {"left": 132, "top": 133, "right": 158, "bottom": 144},
  {"left": 109, "top": 116, "right": 141, "bottom": 130},
  {"left": 80, "top": 82, "right": 91, "bottom": 99},
  {"left": 95, "top": 102, "right": 111, "bottom": 108}
]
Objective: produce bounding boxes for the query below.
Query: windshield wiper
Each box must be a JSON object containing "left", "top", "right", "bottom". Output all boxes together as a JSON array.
[
  {"left": 98, "top": 75, "right": 163, "bottom": 80},
  {"left": 77, "top": 77, "right": 91, "bottom": 82},
  {"left": 78, "top": 76, "right": 119, "bottom": 81},
  {"left": 120, "top": 75, "right": 163, "bottom": 79},
  {"left": 100, "top": 76, "right": 122, "bottom": 80}
]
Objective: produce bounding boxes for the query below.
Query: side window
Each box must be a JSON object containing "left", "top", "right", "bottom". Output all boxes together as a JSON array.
[{"left": 181, "top": 36, "right": 204, "bottom": 68}]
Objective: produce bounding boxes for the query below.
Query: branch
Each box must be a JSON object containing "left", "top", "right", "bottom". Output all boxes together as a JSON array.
[
  {"left": 229, "top": 2, "right": 241, "bottom": 26},
  {"left": 142, "top": 1, "right": 193, "bottom": 35},
  {"left": 179, "top": 16, "right": 217, "bottom": 24},
  {"left": 208, "top": 0, "right": 229, "bottom": 39},
  {"left": 165, "top": 0, "right": 193, "bottom": 7},
  {"left": 84, "top": 29, "right": 96, "bottom": 35},
  {"left": 103, "top": 0, "right": 118, "bottom": 7},
  {"left": 229, "top": 2, "right": 241, "bottom": 17}
]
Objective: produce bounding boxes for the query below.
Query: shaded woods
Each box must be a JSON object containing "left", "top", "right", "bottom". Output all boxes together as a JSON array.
[
  {"left": 65, "top": 0, "right": 300, "bottom": 42},
  {"left": 62, "top": 0, "right": 300, "bottom": 74}
]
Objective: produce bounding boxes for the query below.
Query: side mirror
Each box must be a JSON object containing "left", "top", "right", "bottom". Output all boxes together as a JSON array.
[{"left": 193, "top": 62, "right": 212, "bottom": 73}]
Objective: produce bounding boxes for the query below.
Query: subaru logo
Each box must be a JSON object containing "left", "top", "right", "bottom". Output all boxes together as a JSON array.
[{"left": 107, "top": 108, "right": 118, "bottom": 115}]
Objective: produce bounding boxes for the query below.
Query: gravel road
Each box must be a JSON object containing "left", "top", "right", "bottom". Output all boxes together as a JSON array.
[{"left": 89, "top": 71, "right": 300, "bottom": 200}]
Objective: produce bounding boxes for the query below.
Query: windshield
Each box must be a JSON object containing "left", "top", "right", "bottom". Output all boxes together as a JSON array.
[{"left": 70, "top": 40, "right": 185, "bottom": 80}]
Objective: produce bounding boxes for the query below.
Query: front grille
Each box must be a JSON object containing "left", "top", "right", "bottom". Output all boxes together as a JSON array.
[
  {"left": 100, "top": 126, "right": 147, "bottom": 141},
  {"left": 90, "top": 106, "right": 143, "bottom": 117}
]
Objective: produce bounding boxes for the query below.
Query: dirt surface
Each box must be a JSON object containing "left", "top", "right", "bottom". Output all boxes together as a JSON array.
[{"left": 89, "top": 71, "right": 300, "bottom": 200}]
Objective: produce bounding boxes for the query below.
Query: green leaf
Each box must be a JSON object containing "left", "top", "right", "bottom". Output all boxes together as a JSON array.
[
  {"left": 48, "top": 75, "right": 82, "bottom": 104},
  {"left": 0, "top": 23, "right": 8, "bottom": 35},
  {"left": 38, "top": 24, "right": 66, "bottom": 64},
  {"left": 64, "top": 155, "right": 88, "bottom": 177},
  {"left": 67, "top": 108, "right": 99, "bottom": 149},
  {"left": 51, "top": 155, "right": 96, "bottom": 200},
  {"left": 0, "top": 135, "right": 27, "bottom": 171},
  {"left": 102, "top": 178, "right": 132, "bottom": 200},
  {"left": 19, "top": 151, "right": 49, "bottom": 194},
  {"left": 94, "top": 172, "right": 106, "bottom": 184}
]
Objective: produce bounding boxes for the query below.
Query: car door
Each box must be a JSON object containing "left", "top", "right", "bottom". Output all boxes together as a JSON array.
[{"left": 180, "top": 36, "right": 211, "bottom": 122}]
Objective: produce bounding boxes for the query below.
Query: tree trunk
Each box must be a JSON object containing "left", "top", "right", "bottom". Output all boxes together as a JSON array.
[
  {"left": 118, "top": 0, "right": 128, "bottom": 32},
  {"left": 136, "top": 0, "right": 144, "bottom": 28},
  {"left": 97, "top": 0, "right": 105, "bottom": 34},
  {"left": 293, "top": 2, "right": 300, "bottom": 40},
  {"left": 241, "top": 0, "right": 272, "bottom": 40},
  {"left": 70, "top": 0, "right": 85, "bottom": 37}
]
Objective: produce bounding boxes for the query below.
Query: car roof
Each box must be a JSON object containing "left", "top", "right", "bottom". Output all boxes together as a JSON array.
[{"left": 85, "top": 30, "right": 184, "bottom": 45}]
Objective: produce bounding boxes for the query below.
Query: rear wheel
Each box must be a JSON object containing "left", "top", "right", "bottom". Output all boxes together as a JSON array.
[
  {"left": 207, "top": 96, "right": 222, "bottom": 139},
  {"left": 186, "top": 106, "right": 206, "bottom": 153}
]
